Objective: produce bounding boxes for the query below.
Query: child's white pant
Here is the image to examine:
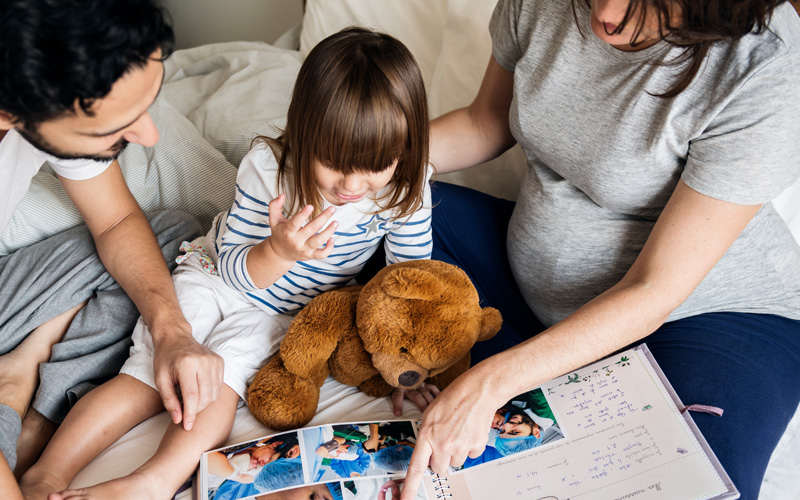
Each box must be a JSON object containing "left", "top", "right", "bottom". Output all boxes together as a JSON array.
[{"left": 120, "top": 253, "right": 293, "bottom": 400}]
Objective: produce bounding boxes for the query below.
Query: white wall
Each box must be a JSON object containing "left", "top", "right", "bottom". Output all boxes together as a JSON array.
[{"left": 164, "top": 0, "right": 304, "bottom": 49}]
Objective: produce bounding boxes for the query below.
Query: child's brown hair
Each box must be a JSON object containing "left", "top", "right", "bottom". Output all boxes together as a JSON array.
[{"left": 258, "top": 27, "right": 430, "bottom": 220}]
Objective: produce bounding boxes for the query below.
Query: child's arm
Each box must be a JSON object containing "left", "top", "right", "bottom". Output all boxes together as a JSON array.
[
  {"left": 384, "top": 169, "right": 433, "bottom": 265},
  {"left": 216, "top": 146, "right": 337, "bottom": 291}
]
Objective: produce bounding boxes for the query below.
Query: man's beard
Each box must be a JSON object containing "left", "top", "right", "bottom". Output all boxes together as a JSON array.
[{"left": 17, "top": 126, "right": 129, "bottom": 162}]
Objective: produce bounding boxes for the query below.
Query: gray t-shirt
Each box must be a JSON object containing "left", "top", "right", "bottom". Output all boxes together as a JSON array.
[{"left": 491, "top": 0, "right": 800, "bottom": 326}]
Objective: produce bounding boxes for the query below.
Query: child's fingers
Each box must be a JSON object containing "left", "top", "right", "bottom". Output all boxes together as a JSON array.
[
  {"left": 391, "top": 389, "right": 405, "bottom": 416},
  {"left": 425, "top": 383, "right": 441, "bottom": 398},
  {"left": 311, "top": 238, "right": 336, "bottom": 260},
  {"left": 306, "top": 220, "right": 338, "bottom": 250},
  {"left": 267, "top": 194, "right": 287, "bottom": 227},
  {"left": 300, "top": 206, "right": 336, "bottom": 237},
  {"left": 286, "top": 204, "right": 315, "bottom": 231}
]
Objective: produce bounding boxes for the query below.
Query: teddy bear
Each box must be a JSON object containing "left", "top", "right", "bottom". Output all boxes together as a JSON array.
[{"left": 246, "top": 259, "right": 502, "bottom": 431}]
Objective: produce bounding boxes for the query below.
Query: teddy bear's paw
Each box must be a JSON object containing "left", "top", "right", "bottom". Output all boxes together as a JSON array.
[{"left": 247, "top": 356, "right": 321, "bottom": 431}]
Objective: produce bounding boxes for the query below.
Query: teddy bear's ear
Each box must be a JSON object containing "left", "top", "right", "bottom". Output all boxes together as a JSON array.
[
  {"left": 381, "top": 268, "right": 444, "bottom": 301},
  {"left": 479, "top": 307, "right": 503, "bottom": 341}
]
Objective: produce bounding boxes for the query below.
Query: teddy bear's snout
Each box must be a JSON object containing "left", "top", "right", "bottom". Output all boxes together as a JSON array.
[{"left": 398, "top": 370, "right": 421, "bottom": 387}]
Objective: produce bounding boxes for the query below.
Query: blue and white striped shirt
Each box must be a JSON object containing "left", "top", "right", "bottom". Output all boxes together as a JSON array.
[{"left": 209, "top": 143, "right": 433, "bottom": 315}]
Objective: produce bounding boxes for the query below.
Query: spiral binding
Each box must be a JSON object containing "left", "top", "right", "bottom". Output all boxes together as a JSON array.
[{"left": 430, "top": 472, "right": 453, "bottom": 498}]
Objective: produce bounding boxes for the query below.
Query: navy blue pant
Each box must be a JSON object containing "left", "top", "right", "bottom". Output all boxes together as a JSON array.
[{"left": 398, "top": 181, "right": 800, "bottom": 500}]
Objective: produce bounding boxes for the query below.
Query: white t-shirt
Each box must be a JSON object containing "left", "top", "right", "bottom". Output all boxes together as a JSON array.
[{"left": 0, "top": 128, "right": 112, "bottom": 234}]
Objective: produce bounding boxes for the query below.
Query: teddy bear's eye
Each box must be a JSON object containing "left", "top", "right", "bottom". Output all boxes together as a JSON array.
[{"left": 399, "top": 347, "right": 409, "bottom": 354}]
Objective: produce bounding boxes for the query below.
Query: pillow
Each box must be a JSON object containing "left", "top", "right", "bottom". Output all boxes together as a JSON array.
[
  {"left": 0, "top": 99, "right": 237, "bottom": 256},
  {"left": 299, "top": 0, "right": 448, "bottom": 96},
  {"left": 161, "top": 41, "right": 302, "bottom": 169},
  {"left": 427, "top": 0, "right": 495, "bottom": 119},
  {"left": 428, "top": 0, "right": 526, "bottom": 200}
]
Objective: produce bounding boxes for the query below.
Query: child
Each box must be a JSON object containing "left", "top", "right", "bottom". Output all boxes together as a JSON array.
[{"left": 20, "top": 27, "right": 432, "bottom": 500}]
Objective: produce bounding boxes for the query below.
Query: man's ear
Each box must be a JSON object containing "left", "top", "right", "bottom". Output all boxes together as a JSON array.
[{"left": 0, "top": 110, "right": 18, "bottom": 130}]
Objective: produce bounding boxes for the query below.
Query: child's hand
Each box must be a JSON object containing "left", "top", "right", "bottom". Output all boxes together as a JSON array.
[
  {"left": 391, "top": 383, "right": 441, "bottom": 416},
  {"left": 379, "top": 478, "right": 405, "bottom": 500},
  {"left": 267, "top": 194, "right": 338, "bottom": 263}
]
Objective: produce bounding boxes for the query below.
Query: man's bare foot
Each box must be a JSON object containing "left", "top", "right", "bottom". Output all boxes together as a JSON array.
[
  {"left": 0, "top": 302, "right": 87, "bottom": 418},
  {"left": 14, "top": 409, "right": 58, "bottom": 479},
  {"left": 47, "top": 470, "right": 166, "bottom": 500}
]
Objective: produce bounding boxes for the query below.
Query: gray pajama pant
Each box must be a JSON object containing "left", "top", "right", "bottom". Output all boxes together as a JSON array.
[{"left": 0, "top": 210, "right": 200, "bottom": 469}]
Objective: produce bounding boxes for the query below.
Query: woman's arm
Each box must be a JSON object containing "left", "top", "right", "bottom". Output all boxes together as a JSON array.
[
  {"left": 400, "top": 180, "right": 761, "bottom": 499},
  {"left": 430, "top": 57, "right": 517, "bottom": 174}
]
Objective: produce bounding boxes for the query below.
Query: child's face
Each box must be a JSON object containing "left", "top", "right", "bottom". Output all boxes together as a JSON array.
[{"left": 313, "top": 159, "right": 398, "bottom": 206}]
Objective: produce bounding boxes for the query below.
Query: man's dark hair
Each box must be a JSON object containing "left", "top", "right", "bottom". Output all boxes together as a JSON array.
[{"left": 0, "top": 0, "right": 174, "bottom": 128}]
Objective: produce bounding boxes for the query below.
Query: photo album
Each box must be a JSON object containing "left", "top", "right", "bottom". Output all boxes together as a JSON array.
[{"left": 196, "top": 344, "right": 739, "bottom": 500}]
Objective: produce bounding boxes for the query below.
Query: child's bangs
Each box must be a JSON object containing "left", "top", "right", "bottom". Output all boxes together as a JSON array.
[{"left": 312, "top": 84, "right": 408, "bottom": 175}]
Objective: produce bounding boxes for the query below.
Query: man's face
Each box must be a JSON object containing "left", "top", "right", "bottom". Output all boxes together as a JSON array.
[{"left": 16, "top": 48, "right": 165, "bottom": 162}]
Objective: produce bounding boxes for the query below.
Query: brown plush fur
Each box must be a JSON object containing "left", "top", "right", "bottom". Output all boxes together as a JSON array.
[{"left": 247, "top": 260, "right": 502, "bottom": 431}]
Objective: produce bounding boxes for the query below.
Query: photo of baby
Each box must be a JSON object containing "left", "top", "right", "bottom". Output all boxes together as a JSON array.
[
  {"left": 304, "top": 422, "right": 416, "bottom": 482},
  {"left": 204, "top": 431, "right": 305, "bottom": 500}
]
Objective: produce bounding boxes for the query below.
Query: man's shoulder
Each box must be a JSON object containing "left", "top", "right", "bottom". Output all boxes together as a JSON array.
[{"left": 0, "top": 128, "right": 42, "bottom": 173}]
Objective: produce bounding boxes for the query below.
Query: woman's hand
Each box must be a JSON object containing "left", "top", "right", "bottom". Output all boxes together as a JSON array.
[
  {"left": 391, "top": 383, "right": 440, "bottom": 416},
  {"left": 266, "top": 194, "right": 338, "bottom": 264},
  {"left": 400, "top": 373, "right": 501, "bottom": 500}
]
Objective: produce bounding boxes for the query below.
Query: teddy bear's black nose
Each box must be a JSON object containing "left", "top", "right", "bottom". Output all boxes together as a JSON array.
[{"left": 398, "top": 371, "right": 421, "bottom": 386}]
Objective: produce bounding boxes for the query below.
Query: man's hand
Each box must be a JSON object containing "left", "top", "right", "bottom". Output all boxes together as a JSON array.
[
  {"left": 152, "top": 331, "right": 224, "bottom": 431},
  {"left": 59, "top": 163, "right": 226, "bottom": 430},
  {"left": 391, "top": 383, "right": 440, "bottom": 416}
]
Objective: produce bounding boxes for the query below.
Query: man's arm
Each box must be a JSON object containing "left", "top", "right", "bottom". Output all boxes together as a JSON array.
[{"left": 58, "top": 160, "right": 223, "bottom": 431}]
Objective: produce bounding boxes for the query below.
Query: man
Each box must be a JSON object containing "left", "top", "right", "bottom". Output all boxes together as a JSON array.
[{"left": 0, "top": 0, "right": 225, "bottom": 495}]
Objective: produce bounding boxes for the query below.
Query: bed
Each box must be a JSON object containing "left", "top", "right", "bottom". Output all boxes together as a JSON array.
[{"left": 5, "top": 1, "right": 799, "bottom": 498}]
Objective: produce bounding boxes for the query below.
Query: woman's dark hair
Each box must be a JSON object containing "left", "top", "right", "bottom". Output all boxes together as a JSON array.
[
  {"left": 258, "top": 26, "right": 430, "bottom": 221},
  {"left": 575, "top": 0, "right": 789, "bottom": 97},
  {"left": 0, "top": 0, "right": 174, "bottom": 128}
]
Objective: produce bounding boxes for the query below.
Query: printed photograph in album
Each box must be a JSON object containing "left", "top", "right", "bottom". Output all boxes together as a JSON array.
[{"left": 197, "top": 389, "right": 562, "bottom": 500}]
